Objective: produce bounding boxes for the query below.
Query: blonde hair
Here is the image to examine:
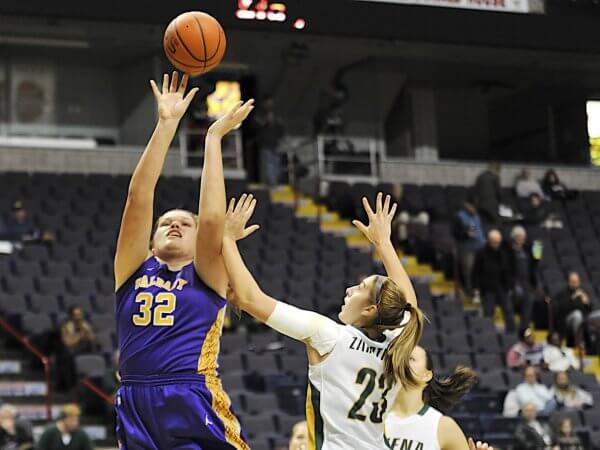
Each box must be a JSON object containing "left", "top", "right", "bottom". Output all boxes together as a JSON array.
[
  {"left": 368, "top": 276, "right": 424, "bottom": 387},
  {"left": 60, "top": 404, "right": 81, "bottom": 419}
]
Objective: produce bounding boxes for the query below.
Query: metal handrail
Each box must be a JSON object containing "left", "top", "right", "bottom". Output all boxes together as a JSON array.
[
  {"left": 0, "top": 317, "right": 52, "bottom": 420},
  {"left": 79, "top": 378, "right": 114, "bottom": 406}
]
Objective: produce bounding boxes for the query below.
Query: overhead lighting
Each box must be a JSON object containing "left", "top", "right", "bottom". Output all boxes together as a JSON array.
[{"left": 0, "top": 36, "right": 90, "bottom": 49}]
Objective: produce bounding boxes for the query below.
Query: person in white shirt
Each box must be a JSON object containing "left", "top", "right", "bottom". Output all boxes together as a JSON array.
[
  {"left": 515, "top": 169, "right": 545, "bottom": 199},
  {"left": 550, "top": 371, "right": 593, "bottom": 410},
  {"left": 222, "top": 192, "right": 424, "bottom": 450},
  {"left": 503, "top": 366, "right": 556, "bottom": 417},
  {"left": 543, "top": 332, "right": 580, "bottom": 372},
  {"left": 384, "top": 345, "right": 493, "bottom": 450}
]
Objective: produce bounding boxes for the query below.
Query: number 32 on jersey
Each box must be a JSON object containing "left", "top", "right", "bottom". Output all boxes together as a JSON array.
[{"left": 132, "top": 292, "right": 177, "bottom": 327}]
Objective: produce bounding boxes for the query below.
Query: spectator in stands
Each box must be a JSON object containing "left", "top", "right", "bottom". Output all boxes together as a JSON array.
[
  {"left": 473, "top": 161, "right": 502, "bottom": 224},
  {"left": 543, "top": 332, "right": 580, "bottom": 372},
  {"left": 507, "top": 327, "right": 545, "bottom": 369},
  {"left": 256, "top": 97, "right": 285, "bottom": 186},
  {"left": 504, "top": 366, "right": 556, "bottom": 417},
  {"left": 508, "top": 226, "right": 539, "bottom": 329},
  {"left": 452, "top": 193, "right": 485, "bottom": 297},
  {"left": 57, "top": 306, "right": 96, "bottom": 391},
  {"left": 288, "top": 420, "right": 308, "bottom": 450},
  {"left": 523, "top": 193, "right": 550, "bottom": 227},
  {"left": 472, "top": 229, "right": 516, "bottom": 332},
  {"left": 391, "top": 184, "right": 429, "bottom": 252},
  {"left": 4, "top": 200, "right": 39, "bottom": 242},
  {"left": 553, "top": 417, "right": 583, "bottom": 450},
  {"left": 541, "top": 170, "right": 569, "bottom": 202},
  {"left": 0, "top": 404, "right": 33, "bottom": 450},
  {"left": 554, "top": 272, "right": 594, "bottom": 343},
  {"left": 37, "top": 404, "right": 93, "bottom": 450},
  {"left": 550, "top": 371, "right": 593, "bottom": 410},
  {"left": 513, "top": 403, "right": 556, "bottom": 450},
  {"left": 516, "top": 169, "right": 545, "bottom": 200}
]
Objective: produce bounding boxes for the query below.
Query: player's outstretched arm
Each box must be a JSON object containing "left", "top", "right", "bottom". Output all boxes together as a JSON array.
[
  {"left": 352, "top": 192, "right": 417, "bottom": 307},
  {"left": 114, "top": 72, "right": 198, "bottom": 290},
  {"left": 193, "top": 100, "right": 254, "bottom": 298},
  {"left": 222, "top": 195, "right": 339, "bottom": 356}
]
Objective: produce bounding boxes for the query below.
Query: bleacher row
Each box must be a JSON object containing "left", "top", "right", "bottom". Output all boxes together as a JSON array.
[{"left": 0, "top": 172, "right": 599, "bottom": 449}]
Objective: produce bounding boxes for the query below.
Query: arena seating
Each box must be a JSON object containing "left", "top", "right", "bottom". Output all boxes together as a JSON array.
[{"left": 1, "top": 172, "right": 599, "bottom": 449}]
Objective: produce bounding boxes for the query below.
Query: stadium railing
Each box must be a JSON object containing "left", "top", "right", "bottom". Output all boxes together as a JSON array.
[{"left": 0, "top": 317, "right": 53, "bottom": 420}]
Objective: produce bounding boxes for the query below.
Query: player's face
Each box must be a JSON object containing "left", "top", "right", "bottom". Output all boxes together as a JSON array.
[
  {"left": 408, "top": 346, "right": 433, "bottom": 386},
  {"left": 338, "top": 275, "right": 378, "bottom": 326},
  {"left": 152, "top": 210, "right": 197, "bottom": 259},
  {"left": 289, "top": 421, "right": 308, "bottom": 450}
]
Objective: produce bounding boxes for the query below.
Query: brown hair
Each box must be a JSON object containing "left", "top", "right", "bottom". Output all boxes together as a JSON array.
[
  {"left": 150, "top": 209, "right": 198, "bottom": 248},
  {"left": 368, "top": 276, "right": 424, "bottom": 388},
  {"left": 422, "top": 350, "right": 477, "bottom": 414}
]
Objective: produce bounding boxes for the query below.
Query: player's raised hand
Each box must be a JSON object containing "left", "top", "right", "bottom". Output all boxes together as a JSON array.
[
  {"left": 208, "top": 99, "right": 255, "bottom": 138},
  {"left": 150, "top": 71, "right": 199, "bottom": 123},
  {"left": 352, "top": 192, "right": 398, "bottom": 247},
  {"left": 224, "top": 194, "right": 260, "bottom": 241},
  {"left": 468, "top": 438, "right": 493, "bottom": 450}
]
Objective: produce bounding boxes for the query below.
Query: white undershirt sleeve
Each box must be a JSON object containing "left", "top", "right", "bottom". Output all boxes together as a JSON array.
[{"left": 265, "top": 301, "right": 341, "bottom": 356}]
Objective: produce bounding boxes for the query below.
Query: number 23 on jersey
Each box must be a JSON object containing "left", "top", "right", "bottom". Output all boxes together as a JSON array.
[
  {"left": 132, "top": 292, "right": 177, "bottom": 327},
  {"left": 348, "top": 367, "right": 390, "bottom": 423}
]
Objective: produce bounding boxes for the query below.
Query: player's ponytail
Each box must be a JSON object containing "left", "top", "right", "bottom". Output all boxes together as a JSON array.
[
  {"left": 423, "top": 349, "right": 477, "bottom": 414},
  {"left": 371, "top": 277, "right": 424, "bottom": 388}
]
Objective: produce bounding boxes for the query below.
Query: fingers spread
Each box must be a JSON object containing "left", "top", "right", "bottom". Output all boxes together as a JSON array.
[
  {"left": 170, "top": 71, "right": 178, "bottom": 92},
  {"left": 383, "top": 194, "right": 391, "bottom": 214},
  {"left": 388, "top": 203, "right": 398, "bottom": 219},
  {"left": 183, "top": 88, "right": 199, "bottom": 106},
  {"left": 178, "top": 73, "right": 189, "bottom": 93},
  {"left": 376, "top": 192, "right": 383, "bottom": 213},
  {"left": 227, "top": 198, "right": 236, "bottom": 214},
  {"left": 362, "top": 197, "right": 374, "bottom": 217},
  {"left": 150, "top": 80, "right": 161, "bottom": 99},
  {"left": 162, "top": 73, "right": 169, "bottom": 94},
  {"left": 235, "top": 194, "right": 248, "bottom": 213}
]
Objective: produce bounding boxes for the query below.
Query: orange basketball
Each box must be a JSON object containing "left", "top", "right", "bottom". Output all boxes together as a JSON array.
[{"left": 163, "top": 12, "right": 226, "bottom": 76}]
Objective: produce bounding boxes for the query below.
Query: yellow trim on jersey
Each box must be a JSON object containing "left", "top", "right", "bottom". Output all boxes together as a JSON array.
[
  {"left": 198, "top": 307, "right": 249, "bottom": 450},
  {"left": 306, "top": 383, "right": 316, "bottom": 450}
]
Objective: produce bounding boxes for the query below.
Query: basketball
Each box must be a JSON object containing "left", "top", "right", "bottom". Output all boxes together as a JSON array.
[{"left": 163, "top": 12, "right": 226, "bottom": 76}]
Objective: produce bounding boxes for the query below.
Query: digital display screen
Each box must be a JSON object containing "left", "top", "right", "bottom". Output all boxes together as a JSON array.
[
  {"left": 235, "top": 1, "right": 306, "bottom": 29},
  {"left": 206, "top": 81, "right": 242, "bottom": 121}
]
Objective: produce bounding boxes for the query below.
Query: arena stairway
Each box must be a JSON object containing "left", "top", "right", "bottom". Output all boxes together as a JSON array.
[
  {"left": 0, "top": 330, "right": 117, "bottom": 449},
  {"left": 270, "top": 185, "right": 455, "bottom": 296}
]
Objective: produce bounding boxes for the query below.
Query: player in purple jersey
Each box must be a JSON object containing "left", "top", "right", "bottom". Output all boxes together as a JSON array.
[{"left": 113, "top": 71, "right": 253, "bottom": 450}]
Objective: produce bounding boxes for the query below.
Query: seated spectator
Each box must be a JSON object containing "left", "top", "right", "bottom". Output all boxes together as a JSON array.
[
  {"left": 507, "top": 327, "right": 545, "bottom": 369},
  {"left": 3, "top": 200, "right": 55, "bottom": 244},
  {"left": 554, "top": 272, "right": 595, "bottom": 344},
  {"left": 514, "top": 403, "right": 556, "bottom": 450},
  {"left": 57, "top": 306, "right": 96, "bottom": 391},
  {"left": 391, "top": 184, "right": 429, "bottom": 252},
  {"left": 452, "top": 193, "right": 485, "bottom": 297},
  {"left": 473, "top": 161, "right": 502, "bottom": 224},
  {"left": 504, "top": 366, "right": 556, "bottom": 417},
  {"left": 4, "top": 201, "right": 40, "bottom": 242},
  {"left": 288, "top": 420, "right": 308, "bottom": 450},
  {"left": 553, "top": 417, "right": 583, "bottom": 450},
  {"left": 507, "top": 226, "right": 539, "bottom": 329},
  {"left": 0, "top": 404, "right": 33, "bottom": 450},
  {"left": 523, "top": 193, "right": 549, "bottom": 226},
  {"left": 472, "top": 229, "right": 516, "bottom": 332},
  {"left": 541, "top": 170, "right": 568, "bottom": 202},
  {"left": 550, "top": 371, "right": 593, "bottom": 410},
  {"left": 543, "top": 332, "right": 580, "bottom": 372},
  {"left": 516, "top": 169, "right": 545, "bottom": 200},
  {"left": 37, "top": 404, "right": 93, "bottom": 450}
]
